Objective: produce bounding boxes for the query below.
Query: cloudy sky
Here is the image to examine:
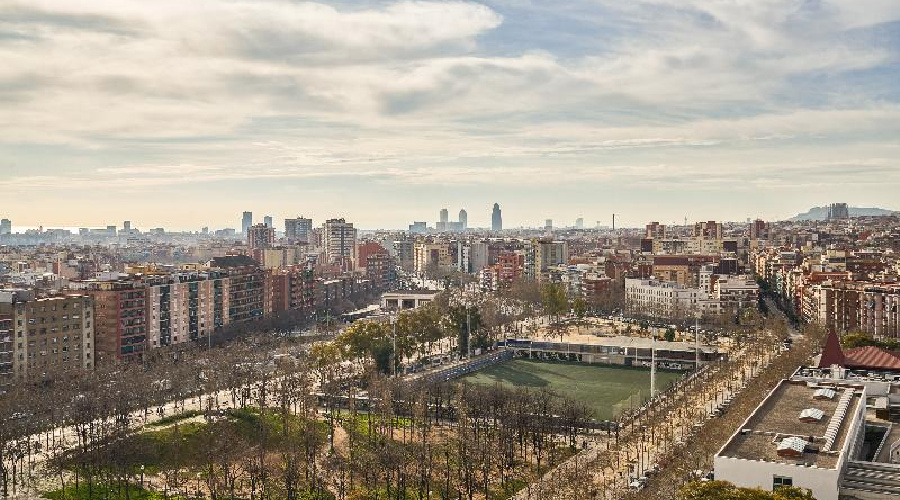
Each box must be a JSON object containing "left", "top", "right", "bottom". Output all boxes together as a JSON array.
[{"left": 2, "top": 0, "right": 899, "bottom": 230}]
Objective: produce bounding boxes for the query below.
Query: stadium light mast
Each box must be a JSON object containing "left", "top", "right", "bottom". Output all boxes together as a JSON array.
[{"left": 650, "top": 335, "right": 657, "bottom": 397}]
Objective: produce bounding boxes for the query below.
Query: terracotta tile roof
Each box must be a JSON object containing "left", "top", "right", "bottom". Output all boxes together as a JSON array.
[{"left": 844, "top": 346, "right": 900, "bottom": 371}]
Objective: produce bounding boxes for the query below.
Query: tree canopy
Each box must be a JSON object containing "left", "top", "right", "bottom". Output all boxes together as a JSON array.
[{"left": 678, "top": 480, "right": 816, "bottom": 500}]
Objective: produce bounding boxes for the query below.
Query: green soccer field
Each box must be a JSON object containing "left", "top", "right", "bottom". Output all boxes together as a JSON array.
[{"left": 460, "top": 359, "right": 683, "bottom": 420}]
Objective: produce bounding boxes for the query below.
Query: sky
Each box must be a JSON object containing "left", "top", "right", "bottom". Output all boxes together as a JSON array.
[{"left": 1, "top": 0, "right": 899, "bottom": 230}]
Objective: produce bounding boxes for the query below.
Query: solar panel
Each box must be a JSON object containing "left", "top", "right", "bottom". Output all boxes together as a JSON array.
[
  {"left": 813, "top": 388, "right": 836, "bottom": 400},
  {"left": 777, "top": 436, "right": 807, "bottom": 453},
  {"left": 799, "top": 408, "right": 825, "bottom": 421}
]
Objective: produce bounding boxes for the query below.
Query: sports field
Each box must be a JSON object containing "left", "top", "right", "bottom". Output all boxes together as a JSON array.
[{"left": 460, "top": 359, "right": 683, "bottom": 420}]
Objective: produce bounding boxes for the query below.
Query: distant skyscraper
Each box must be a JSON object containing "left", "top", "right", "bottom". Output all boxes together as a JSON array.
[
  {"left": 491, "top": 203, "right": 502, "bottom": 232},
  {"left": 458, "top": 209, "right": 468, "bottom": 230},
  {"left": 0, "top": 218, "right": 11, "bottom": 235},
  {"left": 828, "top": 203, "right": 850, "bottom": 219},
  {"left": 436, "top": 208, "right": 449, "bottom": 231},
  {"left": 263, "top": 216, "right": 273, "bottom": 228},
  {"left": 123, "top": 221, "right": 131, "bottom": 232},
  {"left": 545, "top": 219, "right": 553, "bottom": 230},
  {"left": 241, "top": 211, "right": 253, "bottom": 234},
  {"left": 285, "top": 217, "right": 313, "bottom": 244},
  {"left": 575, "top": 217, "right": 584, "bottom": 230}
]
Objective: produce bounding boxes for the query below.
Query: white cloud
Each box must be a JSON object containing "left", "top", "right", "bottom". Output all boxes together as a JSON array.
[{"left": 1, "top": 0, "right": 899, "bottom": 227}]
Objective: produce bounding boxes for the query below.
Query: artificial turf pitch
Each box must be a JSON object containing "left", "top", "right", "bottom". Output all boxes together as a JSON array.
[{"left": 460, "top": 359, "right": 683, "bottom": 420}]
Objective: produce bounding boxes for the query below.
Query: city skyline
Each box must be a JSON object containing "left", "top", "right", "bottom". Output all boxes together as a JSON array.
[
  {"left": 3, "top": 201, "right": 897, "bottom": 233},
  {"left": 2, "top": 0, "right": 899, "bottom": 229}
]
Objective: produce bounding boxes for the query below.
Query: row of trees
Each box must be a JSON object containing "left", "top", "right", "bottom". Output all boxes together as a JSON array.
[
  {"left": 0, "top": 332, "right": 319, "bottom": 498},
  {"left": 2, "top": 328, "right": 598, "bottom": 500},
  {"left": 320, "top": 369, "right": 595, "bottom": 499},
  {"left": 331, "top": 301, "right": 496, "bottom": 375},
  {"left": 678, "top": 480, "right": 815, "bottom": 500}
]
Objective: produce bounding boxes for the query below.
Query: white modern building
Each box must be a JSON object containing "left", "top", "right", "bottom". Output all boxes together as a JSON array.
[
  {"left": 625, "top": 276, "right": 758, "bottom": 320},
  {"left": 713, "top": 378, "right": 900, "bottom": 500},
  {"left": 624, "top": 278, "right": 709, "bottom": 319},
  {"left": 380, "top": 290, "right": 439, "bottom": 310}
]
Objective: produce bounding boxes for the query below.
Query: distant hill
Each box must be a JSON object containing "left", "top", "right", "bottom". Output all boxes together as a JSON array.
[{"left": 789, "top": 206, "right": 896, "bottom": 221}]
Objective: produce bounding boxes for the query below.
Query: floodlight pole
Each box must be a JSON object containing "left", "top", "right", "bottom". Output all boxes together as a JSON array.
[{"left": 650, "top": 334, "right": 657, "bottom": 398}]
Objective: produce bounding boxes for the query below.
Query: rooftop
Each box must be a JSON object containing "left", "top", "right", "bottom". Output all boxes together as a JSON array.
[
  {"left": 382, "top": 290, "right": 440, "bottom": 296},
  {"left": 507, "top": 333, "right": 718, "bottom": 354},
  {"left": 719, "top": 380, "right": 863, "bottom": 469}
]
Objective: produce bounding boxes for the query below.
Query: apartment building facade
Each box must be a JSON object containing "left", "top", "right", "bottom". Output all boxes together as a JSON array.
[
  {"left": 210, "top": 256, "right": 268, "bottom": 324},
  {"left": 145, "top": 271, "right": 229, "bottom": 349},
  {"left": 1, "top": 290, "right": 96, "bottom": 383},
  {"left": 284, "top": 217, "right": 313, "bottom": 244},
  {"left": 323, "top": 218, "right": 357, "bottom": 271},
  {"left": 85, "top": 280, "right": 146, "bottom": 363}
]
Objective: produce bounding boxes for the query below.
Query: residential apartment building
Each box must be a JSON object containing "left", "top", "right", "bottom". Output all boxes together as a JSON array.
[
  {"left": 749, "top": 219, "right": 769, "bottom": 240},
  {"left": 462, "top": 241, "right": 489, "bottom": 274},
  {"left": 652, "top": 254, "right": 720, "bottom": 288},
  {"left": 625, "top": 278, "right": 707, "bottom": 319},
  {"left": 524, "top": 240, "right": 568, "bottom": 281},
  {"left": 323, "top": 218, "right": 357, "bottom": 271},
  {"left": 393, "top": 239, "right": 415, "bottom": 272},
  {"left": 210, "top": 255, "right": 268, "bottom": 324},
  {"left": 356, "top": 242, "right": 388, "bottom": 272},
  {"left": 270, "top": 266, "right": 315, "bottom": 314},
  {"left": 247, "top": 223, "right": 275, "bottom": 249},
  {"left": 0, "top": 311, "right": 11, "bottom": 387},
  {"left": 85, "top": 280, "right": 146, "bottom": 364},
  {"left": 12, "top": 294, "right": 94, "bottom": 380},
  {"left": 145, "top": 271, "right": 229, "bottom": 349},
  {"left": 0, "top": 292, "right": 95, "bottom": 382},
  {"left": 803, "top": 281, "right": 900, "bottom": 338},
  {"left": 645, "top": 221, "right": 667, "bottom": 239},
  {"left": 479, "top": 252, "right": 524, "bottom": 291},
  {"left": 255, "top": 246, "right": 303, "bottom": 269},
  {"left": 694, "top": 220, "right": 723, "bottom": 239},
  {"left": 414, "top": 240, "right": 453, "bottom": 276},
  {"left": 284, "top": 217, "right": 313, "bottom": 244},
  {"left": 366, "top": 253, "right": 397, "bottom": 291}
]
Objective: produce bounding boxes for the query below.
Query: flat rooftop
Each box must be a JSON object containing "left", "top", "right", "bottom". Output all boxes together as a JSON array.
[
  {"left": 381, "top": 290, "right": 440, "bottom": 296},
  {"left": 508, "top": 334, "right": 718, "bottom": 354},
  {"left": 719, "top": 380, "right": 864, "bottom": 469}
]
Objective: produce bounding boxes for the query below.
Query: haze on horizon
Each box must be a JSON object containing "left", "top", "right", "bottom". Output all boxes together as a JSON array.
[{"left": 1, "top": 0, "right": 899, "bottom": 230}]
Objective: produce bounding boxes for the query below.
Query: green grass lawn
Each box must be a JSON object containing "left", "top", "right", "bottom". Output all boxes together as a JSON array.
[{"left": 460, "top": 360, "right": 683, "bottom": 420}]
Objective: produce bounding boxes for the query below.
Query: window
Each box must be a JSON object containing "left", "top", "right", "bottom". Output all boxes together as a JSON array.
[{"left": 773, "top": 476, "right": 793, "bottom": 490}]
